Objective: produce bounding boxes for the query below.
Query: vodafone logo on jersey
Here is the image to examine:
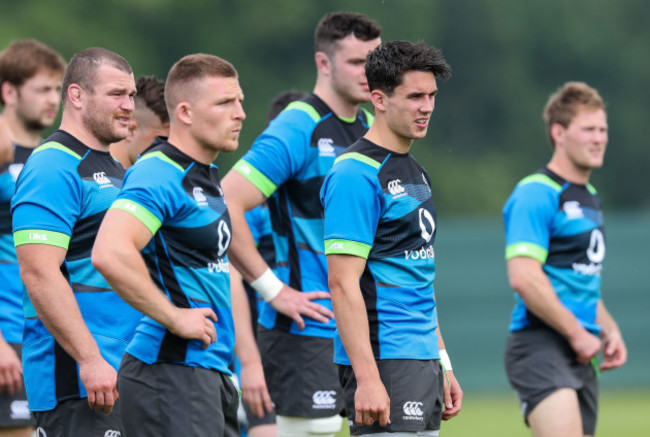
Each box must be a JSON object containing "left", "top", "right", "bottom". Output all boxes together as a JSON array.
[{"left": 312, "top": 390, "right": 337, "bottom": 409}]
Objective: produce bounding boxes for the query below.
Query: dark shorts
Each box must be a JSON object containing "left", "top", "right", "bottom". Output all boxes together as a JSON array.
[
  {"left": 118, "top": 353, "right": 239, "bottom": 437},
  {"left": 34, "top": 398, "right": 124, "bottom": 437},
  {"left": 257, "top": 327, "right": 344, "bottom": 418},
  {"left": 505, "top": 328, "right": 598, "bottom": 435},
  {"left": 0, "top": 342, "right": 35, "bottom": 428},
  {"left": 242, "top": 399, "right": 276, "bottom": 429},
  {"left": 339, "top": 359, "right": 444, "bottom": 435}
]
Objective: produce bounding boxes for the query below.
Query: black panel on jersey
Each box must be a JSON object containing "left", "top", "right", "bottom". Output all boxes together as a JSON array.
[
  {"left": 284, "top": 176, "right": 326, "bottom": 219},
  {"left": 360, "top": 266, "right": 380, "bottom": 358},
  {"left": 54, "top": 341, "right": 80, "bottom": 402}
]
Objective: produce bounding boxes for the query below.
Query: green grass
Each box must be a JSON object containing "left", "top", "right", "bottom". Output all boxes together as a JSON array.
[{"left": 335, "top": 390, "right": 650, "bottom": 436}]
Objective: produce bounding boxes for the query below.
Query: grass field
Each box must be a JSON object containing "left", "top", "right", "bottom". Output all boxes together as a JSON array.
[{"left": 335, "top": 390, "right": 650, "bottom": 436}]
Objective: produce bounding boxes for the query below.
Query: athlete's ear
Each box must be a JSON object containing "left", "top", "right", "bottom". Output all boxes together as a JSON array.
[
  {"left": 315, "top": 51, "right": 331, "bottom": 76},
  {"left": 0, "top": 82, "right": 17, "bottom": 106},
  {"left": 175, "top": 102, "right": 192, "bottom": 125},
  {"left": 67, "top": 84, "right": 83, "bottom": 109},
  {"left": 370, "top": 89, "right": 386, "bottom": 112},
  {"left": 550, "top": 122, "right": 565, "bottom": 147}
]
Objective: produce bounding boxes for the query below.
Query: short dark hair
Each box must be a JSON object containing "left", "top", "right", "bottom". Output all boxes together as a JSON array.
[
  {"left": 135, "top": 75, "right": 168, "bottom": 124},
  {"left": 543, "top": 82, "right": 605, "bottom": 149},
  {"left": 315, "top": 12, "right": 381, "bottom": 57},
  {"left": 62, "top": 47, "right": 132, "bottom": 101},
  {"left": 267, "top": 89, "right": 306, "bottom": 122},
  {"left": 366, "top": 40, "right": 451, "bottom": 96},
  {"left": 165, "top": 53, "right": 237, "bottom": 114},
  {"left": 0, "top": 39, "right": 66, "bottom": 105}
]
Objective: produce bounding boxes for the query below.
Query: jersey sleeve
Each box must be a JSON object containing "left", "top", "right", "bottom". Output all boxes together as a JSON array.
[
  {"left": 321, "top": 160, "right": 382, "bottom": 259},
  {"left": 503, "top": 181, "right": 558, "bottom": 263},
  {"left": 12, "top": 149, "right": 82, "bottom": 249},
  {"left": 233, "top": 108, "right": 316, "bottom": 197},
  {"left": 110, "top": 158, "right": 183, "bottom": 235}
]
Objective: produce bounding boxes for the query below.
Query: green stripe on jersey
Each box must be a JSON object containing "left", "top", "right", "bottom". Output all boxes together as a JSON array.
[
  {"left": 519, "top": 174, "right": 562, "bottom": 191},
  {"left": 324, "top": 239, "right": 372, "bottom": 259},
  {"left": 586, "top": 183, "right": 597, "bottom": 195},
  {"left": 138, "top": 151, "right": 184, "bottom": 172},
  {"left": 111, "top": 199, "right": 162, "bottom": 235},
  {"left": 505, "top": 242, "right": 548, "bottom": 263},
  {"left": 362, "top": 108, "right": 375, "bottom": 126},
  {"left": 233, "top": 160, "right": 277, "bottom": 198},
  {"left": 285, "top": 101, "right": 321, "bottom": 123},
  {"left": 14, "top": 229, "right": 70, "bottom": 249},
  {"left": 33, "top": 142, "right": 82, "bottom": 160},
  {"left": 334, "top": 152, "right": 381, "bottom": 169}
]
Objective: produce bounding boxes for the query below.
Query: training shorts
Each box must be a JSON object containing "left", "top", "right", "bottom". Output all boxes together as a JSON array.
[
  {"left": 505, "top": 328, "right": 598, "bottom": 435},
  {"left": 339, "top": 359, "right": 444, "bottom": 435},
  {"left": 0, "top": 342, "right": 34, "bottom": 428},
  {"left": 118, "top": 353, "right": 239, "bottom": 437},
  {"left": 258, "top": 327, "right": 344, "bottom": 418}
]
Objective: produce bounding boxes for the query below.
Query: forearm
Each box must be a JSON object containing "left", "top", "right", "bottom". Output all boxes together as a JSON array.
[
  {"left": 329, "top": 267, "right": 378, "bottom": 383},
  {"left": 231, "top": 269, "right": 262, "bottom": 366},
  {"left": 93, "top": 244, "right": 177, "bottom": 328},
  {"left": 508, "top": 257, "right": 585, "bottom": 340}
]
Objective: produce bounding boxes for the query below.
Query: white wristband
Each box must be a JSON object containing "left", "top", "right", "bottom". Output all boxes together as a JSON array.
[
  {"left": 439, "top": 349, "right": 452, "bottom": 371},
  {"left": 250, "top": 268, "right": 283, "bottom": 302}
]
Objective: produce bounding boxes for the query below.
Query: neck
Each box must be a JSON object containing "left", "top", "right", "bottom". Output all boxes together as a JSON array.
[
  {"left": 110, "top": 142, "right": 132, "bottom": 168},
  {"left": 313, "top": 81, "right": 359, "bottom": 120},
  {"left": 2, "top": 110, "right": 42, "bottom": 148},
  {"left": 363, "top": 119, "right": 414, "bottom": 155},
  {"left": 167, "top": 130, "right": 217, "bottom": 165},
  {"left": 547, "top": 156, "right": 591, "bottom": 185}
]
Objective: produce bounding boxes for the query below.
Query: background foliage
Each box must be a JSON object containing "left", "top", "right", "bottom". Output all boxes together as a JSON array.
[{"left": 2, "top": 0, "right": 649, "bottom": 214}]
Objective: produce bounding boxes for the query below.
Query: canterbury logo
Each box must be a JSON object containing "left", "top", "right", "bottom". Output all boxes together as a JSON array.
[
  {"left": 104, "top": 431, "right": 122, "bottom": 437},
  {"left": 193, "top": 186, "right": 207, "bottom": 205},
  {"left": 403, "top": 401, "right": 424, "bottom": 417},
  {"left": 312, "top": 390, "right": 336, "bottom": 406},
  {"left": 93, "top": 172, "right": 111, "bottom": 185},
  {"left": 388, "top": 179, "right": 405, "bottom": 195},
  {"left": 36, "top": 428, "right": 47, "bottom": 437}
]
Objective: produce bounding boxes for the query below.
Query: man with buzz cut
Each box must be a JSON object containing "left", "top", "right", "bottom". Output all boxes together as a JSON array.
[
  {"left": 11, "top": 47, "right": 141, "bottom": 436},
  {"left": 111, "top": 75, "right": 169, "bottom": 168},
  {"left": 221, "top": 12, "right": 381, "bottom": 437},
  {"left": 0, "top": 38, "right": 65, "bottom": 437},
  {"left": 503, "top": 82, "right": 627, "bottom": 437},
  {"left": 92, "top": 53, "right": 246, "bottom": 437},
  {"left": 321, "top": 40, "right": 463, "bottom": 437}
]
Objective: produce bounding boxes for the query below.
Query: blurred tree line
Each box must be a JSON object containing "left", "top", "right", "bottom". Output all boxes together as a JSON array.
[{"left": 2, "top": 0, "right": 648, "bottom": 214}]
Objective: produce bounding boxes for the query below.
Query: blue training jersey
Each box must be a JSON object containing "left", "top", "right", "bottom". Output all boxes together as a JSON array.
[
  {"left": 11, "top": 130, "right": 142, "bottom": 411},
  {"left": 112, "top": 139, "right": 234, "bottom": 374},
  {"left": 321, "top": 138, "right": 440, "bottom": 365},
  {"left": 503, "top": 167, "right": 604, "bottom": 334},
  {"left": 233, "top": 94, "right": 373, "bottom": 338},
  {"left": 0, "top": 145, "right": 32, "bottom": 343}
]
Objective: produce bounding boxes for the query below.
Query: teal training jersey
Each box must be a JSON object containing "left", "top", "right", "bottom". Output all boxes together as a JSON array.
[
  {"left": 114, "top": 139, "right": 234, "bottom": 374},
  {"left": 233, "top": 94, "right": 373, "bottom": 338},
  {"left": 0, "top": 145, "right": 32, "bottom": 343},
  {"left": 503, "top": 167, "right": 604, "bottom": 334},
  {"left": 11, "top": 130, "right": 142, "bottom": 411},
  {"left": 321, "top": 138, "right": 440, "bottom": 364}
]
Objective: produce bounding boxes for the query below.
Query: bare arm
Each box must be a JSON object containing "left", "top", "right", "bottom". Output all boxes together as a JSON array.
[
  {"left": 222, "top": 170, "right": 332, "bottom": 329},
  {"left": 231, "top": 267, "right": 273, "bottom": 418},
  {"left": 92, "top": 209, "right": 217, "bottom": 348},
  {"left": 507, "top": 256, "right": 600, "bottom": 363},
  {"left": 596, "top": 299, "right": 627, "bottom": 370},
  {"left": 17, "top": 243, "right": 117, "bottom": 414},
  {"left": 435, "top": 323, "right": 462, "bottom": 420},
  {"left": 327, "top": 254, "right": 390, "bottom": 427},
  {"left": 0, "top": 332, "right": 22, "bottom": 396}
]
